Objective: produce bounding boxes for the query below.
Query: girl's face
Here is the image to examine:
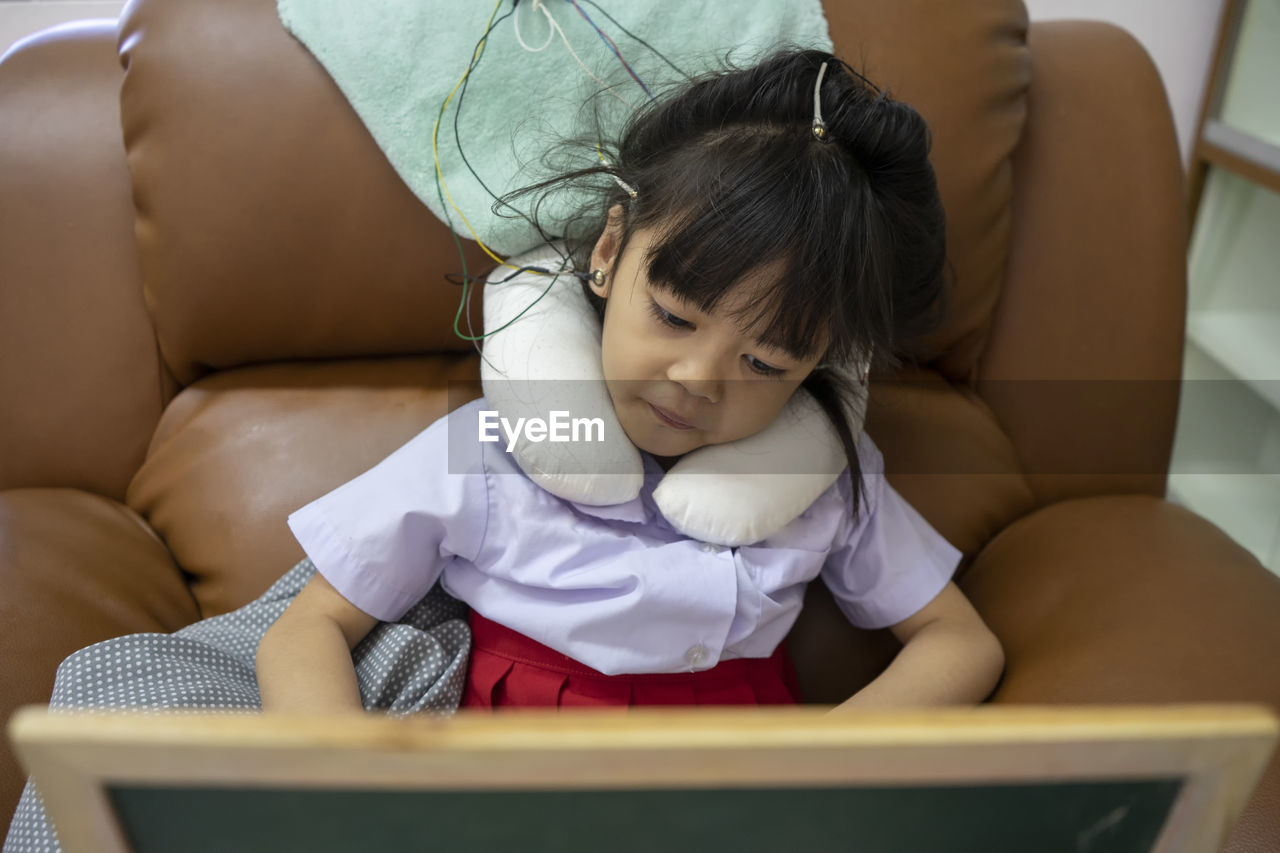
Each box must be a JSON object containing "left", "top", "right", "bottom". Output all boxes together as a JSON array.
[{"left": 589, "top": 215, "right": 825, "bottom": 463}]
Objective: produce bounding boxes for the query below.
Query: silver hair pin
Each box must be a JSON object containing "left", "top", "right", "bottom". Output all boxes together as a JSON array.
[
  {"left": 812, "top": 61, "right": 832, "bottom": 143},
  {"left": 612, "top": 175, "right": 638, "bottom": 199},
  {"left": 596, "top": 143, "right": 638, "bottom": 199}
]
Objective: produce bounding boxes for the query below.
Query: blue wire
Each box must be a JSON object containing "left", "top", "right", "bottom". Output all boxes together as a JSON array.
[{"left": 565, "top": 0, "right": 653, "bottom": 99}]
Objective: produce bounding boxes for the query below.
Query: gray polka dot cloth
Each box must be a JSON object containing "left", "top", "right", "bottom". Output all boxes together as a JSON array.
[{"left": 3, "top": 558, "right": 470, "bottom": 852}]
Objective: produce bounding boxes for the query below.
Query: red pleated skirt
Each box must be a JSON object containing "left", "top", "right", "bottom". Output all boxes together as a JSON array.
[{"left": 462, "top": 611, "right": 800, "bottom": 708}]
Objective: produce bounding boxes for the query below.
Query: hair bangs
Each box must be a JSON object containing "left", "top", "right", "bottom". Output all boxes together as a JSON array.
[{"left": 636, "top": 129, "right": 842, "bottom": 361}]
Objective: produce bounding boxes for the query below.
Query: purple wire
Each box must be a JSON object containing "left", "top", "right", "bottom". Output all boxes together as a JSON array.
[{"left": 564, "top": 0, "right": 653, "bottom": 98}]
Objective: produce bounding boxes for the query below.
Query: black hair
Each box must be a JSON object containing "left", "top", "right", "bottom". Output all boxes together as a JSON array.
[{"left": 498, "top": 47, "right": 951, "bottom": 517}]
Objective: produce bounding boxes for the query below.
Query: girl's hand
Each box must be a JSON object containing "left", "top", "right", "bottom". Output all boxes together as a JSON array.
[
  {"left": 256, "top": 572, "right": 380, "bottom": 714},
  {"left": 831, "top": 582, "right": 1005, "bottom": 710}
]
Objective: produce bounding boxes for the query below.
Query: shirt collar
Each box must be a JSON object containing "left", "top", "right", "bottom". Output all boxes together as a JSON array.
[{"left": 566, "top": 452, "right": 667, "bottom": 524}]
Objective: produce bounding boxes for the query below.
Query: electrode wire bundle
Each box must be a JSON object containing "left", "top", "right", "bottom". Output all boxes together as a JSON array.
[{"left": 429, "top": 0, "right": 686, "bottom": 351}]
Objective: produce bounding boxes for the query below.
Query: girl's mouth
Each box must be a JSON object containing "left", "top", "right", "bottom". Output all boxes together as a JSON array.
[{"left": 647, "top": 402, "right": 695, "bottom": 430}]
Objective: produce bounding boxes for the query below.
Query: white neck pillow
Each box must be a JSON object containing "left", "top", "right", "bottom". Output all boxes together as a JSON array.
[{"left": 479, "top": 242, "right": 866, "bottom": 546}]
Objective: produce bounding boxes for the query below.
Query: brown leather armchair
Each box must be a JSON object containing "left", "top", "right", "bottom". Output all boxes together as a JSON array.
[{"left": 3, "top": 0, "right": 1278, "bottom": 849}]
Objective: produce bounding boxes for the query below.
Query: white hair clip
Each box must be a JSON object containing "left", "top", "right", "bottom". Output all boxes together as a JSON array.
[
  {"left": 812, "top": 60, "right": 832, "bottom": 143},
  {"left": 613, "top": 174, "right": 638, "bottom": 199}
]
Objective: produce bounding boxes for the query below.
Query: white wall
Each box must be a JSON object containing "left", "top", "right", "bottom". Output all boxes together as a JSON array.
[
  {"left": 2, "top": 1, "right": 1227, "bottom": 170},
  {"left": 1023, "top": 0, "right": 1228, "bottom": 169}
]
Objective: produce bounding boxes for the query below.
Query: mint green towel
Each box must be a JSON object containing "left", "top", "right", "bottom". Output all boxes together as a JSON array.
[{"left": 276, "top": 0, "right": 831, "bottom": 257}]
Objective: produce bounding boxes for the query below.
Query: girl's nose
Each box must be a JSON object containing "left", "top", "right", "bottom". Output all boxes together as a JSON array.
[{"left": 666, "top": 355, "right": 724, "bottom": 403}]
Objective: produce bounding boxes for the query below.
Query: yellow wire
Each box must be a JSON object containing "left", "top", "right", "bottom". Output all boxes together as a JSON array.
[{"left": 432, "top": 0, "right": 542, "bottom": 276}]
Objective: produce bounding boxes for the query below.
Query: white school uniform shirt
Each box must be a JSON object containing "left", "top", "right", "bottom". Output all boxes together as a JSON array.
[{"left": 288, "top": 397, "right": 962, "bottom": 676}]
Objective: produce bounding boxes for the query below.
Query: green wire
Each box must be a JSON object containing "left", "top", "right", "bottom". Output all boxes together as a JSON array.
[
  {"left": 434, "top": 0, "right": 496, "bottom": 345},
  {"left": 450, "top": 267, "right": 568, "bottom": 343},
  {"left": 435, "top": 0, "right": 568, "bottom": 345}
]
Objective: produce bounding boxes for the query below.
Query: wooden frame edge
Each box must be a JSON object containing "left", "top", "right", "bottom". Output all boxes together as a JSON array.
[{"left": 9, "top": 703, "right": 1277, "bottom": 853}]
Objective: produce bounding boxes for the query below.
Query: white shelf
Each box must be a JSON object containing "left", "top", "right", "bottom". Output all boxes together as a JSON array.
[
  {"left": 1219, "top": 0, "right": 1280, "bottom": 149},
  {"left": 1168, "top": 469, "right": 1280, "bottom": 573},
  {"left": 1186, "top": 311, "right": 1280, "bottom": 410},
  {"left": 1174, "top": 157, "right": 1280, "bottom": 576},
  {"left": 1171, "top": 335, "right": 1280, "bottom": 575},
  {"left": 1174, "top": 8, "right": 1280, "bottom": 585}
]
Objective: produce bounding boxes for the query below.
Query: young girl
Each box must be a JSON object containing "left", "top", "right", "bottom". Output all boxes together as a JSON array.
[{"left": 256, "top": 48, "right": 1004, "bottom": 711}]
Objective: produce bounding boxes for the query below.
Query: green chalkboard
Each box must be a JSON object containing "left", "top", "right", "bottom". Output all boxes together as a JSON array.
[{"left": 110, "top": 780, "right": 1183, "bottom": 853}]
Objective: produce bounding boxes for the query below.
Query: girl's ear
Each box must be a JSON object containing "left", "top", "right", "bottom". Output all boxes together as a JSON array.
[{"left": 588, "top": 205, "right": 627, "bottom": 298}]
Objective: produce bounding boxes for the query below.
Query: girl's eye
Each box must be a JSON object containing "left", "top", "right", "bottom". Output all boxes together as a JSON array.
[
  {"left": 744, "top": 355, "right": 785, "bottom": 377},
  {"left": 648, "top": 299, "right": 693, "bottom": 329},
  {"left": 647, "top": 297, "right": 784, "bottom": 376}
]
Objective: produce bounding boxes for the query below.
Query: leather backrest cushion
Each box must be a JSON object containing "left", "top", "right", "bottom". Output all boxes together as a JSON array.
[
  {"left": 124, "top": 360, "right": 1030, "bottom": 617},
  {"left": 117, "top": 0, "right": 492, "bottom": 386},
  {"left": 118, "top": 0, "right": 1029, "bottom": 386},
  {"left": 866, "top": 367, "right": 1036, "bottom": 559},
  {"left": 824, "top": 0, "right": 1030, "bottom": 380},
  {"left": 126, "top": 356, "right": 480, "bottom": 617}
]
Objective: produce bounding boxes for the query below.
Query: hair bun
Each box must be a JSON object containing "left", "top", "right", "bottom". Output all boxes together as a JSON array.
[{"left": 835, "top": 94, "right": 932, "bottom": 179}]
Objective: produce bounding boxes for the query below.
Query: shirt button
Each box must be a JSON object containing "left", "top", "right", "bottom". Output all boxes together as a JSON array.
[
  {"left": 685, "top": 645, "right": 709, "bottom": 668},
  {"left": 699, "top": 542, "right": 720, "bottom": 554}
]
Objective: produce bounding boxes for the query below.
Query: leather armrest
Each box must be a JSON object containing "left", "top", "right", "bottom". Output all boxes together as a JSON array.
[
  {"left": 0, "top": 21, "right": 168, "bottom": 499},
  {"left": 977, "top": 20, "right": 1188, "bottom": 506},
  {"left": 0, "top": 488, "right": 199, "bottom": 828},
  {"left": 962, "top": 495, "right": 1280, "bottom": 853}
]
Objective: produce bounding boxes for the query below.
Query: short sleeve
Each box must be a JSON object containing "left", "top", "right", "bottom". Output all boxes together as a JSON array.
[
  {"left": 287, "top": 405, "right": 489, "bottom": 622},
  {"left": 821, "top": 434, "right": 962, "bottom": 630}
]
